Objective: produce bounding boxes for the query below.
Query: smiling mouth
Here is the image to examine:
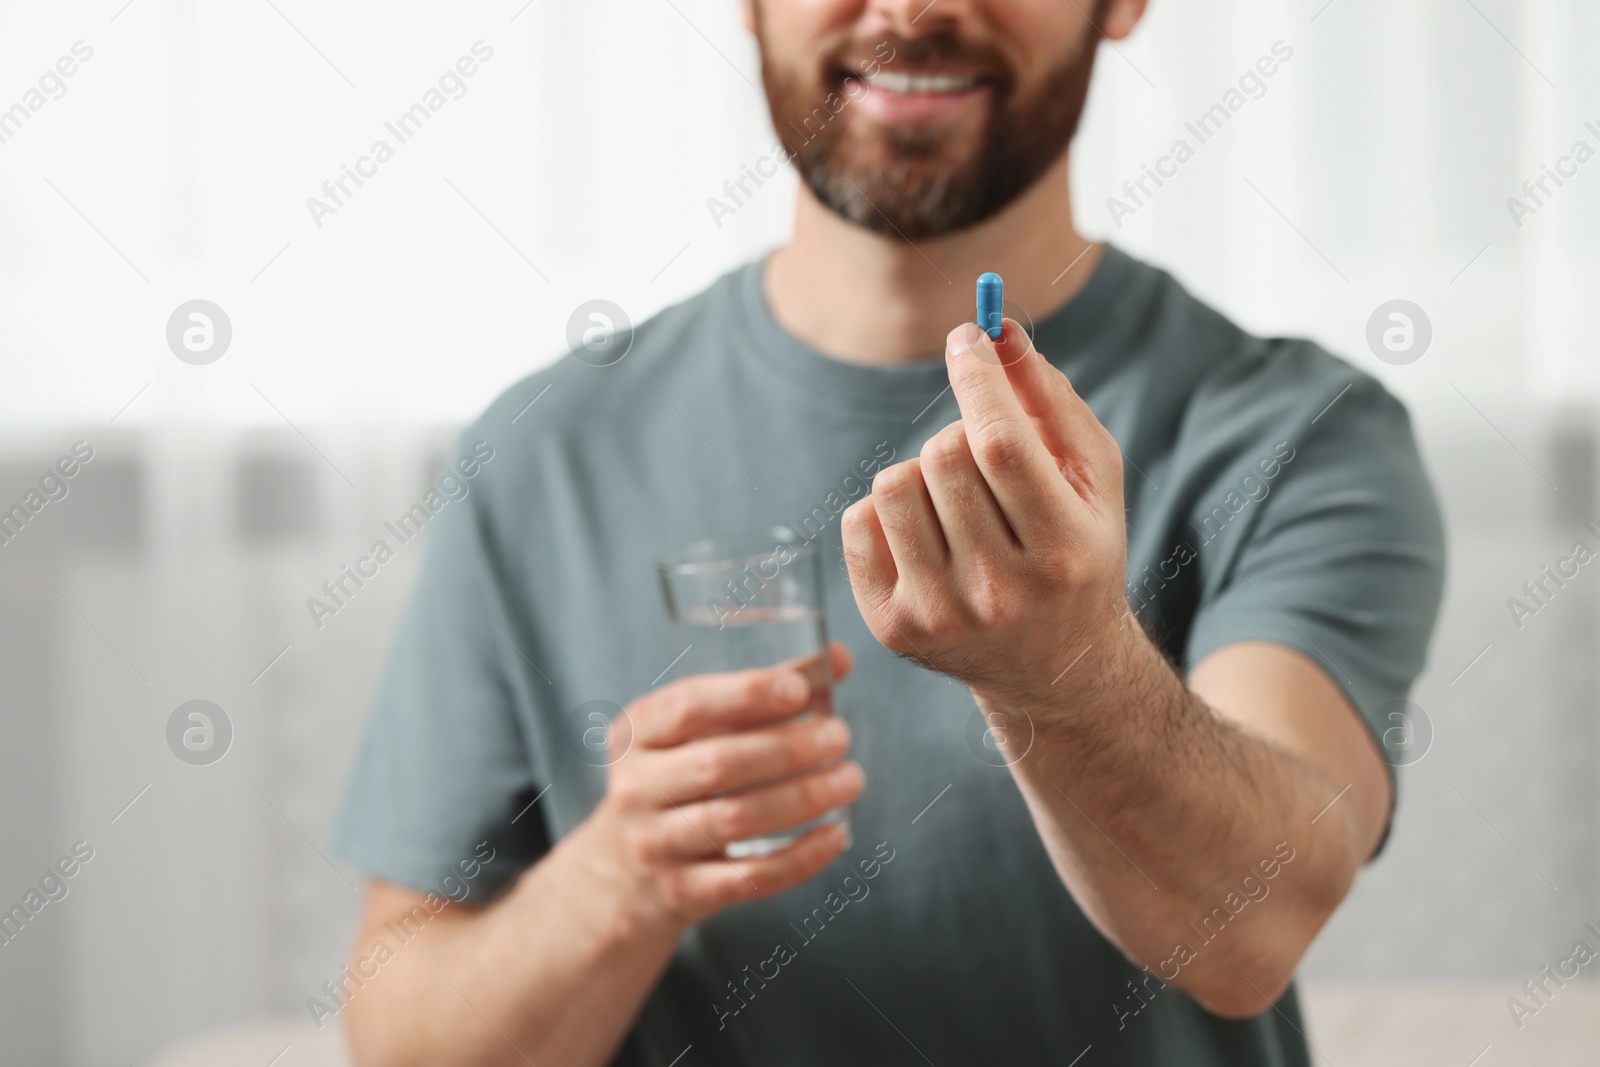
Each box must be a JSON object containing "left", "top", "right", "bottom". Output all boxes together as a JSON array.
[{"left": 859, "top": 69, "right": 985, "bottom": 94}]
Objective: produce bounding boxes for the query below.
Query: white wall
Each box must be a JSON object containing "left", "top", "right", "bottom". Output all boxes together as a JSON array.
[{"left": 3, "top": 0, "right": 1594, "bottom": 428}]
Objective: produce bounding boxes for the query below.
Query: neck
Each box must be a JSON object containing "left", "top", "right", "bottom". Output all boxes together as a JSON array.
[{"left": 764, "top": 152, "right": 1099, "bottom": 367}]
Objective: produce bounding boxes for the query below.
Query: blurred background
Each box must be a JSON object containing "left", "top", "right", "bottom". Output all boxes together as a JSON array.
[{"left": 2, "top": 0, "right": 1597, "bottom": 1062}]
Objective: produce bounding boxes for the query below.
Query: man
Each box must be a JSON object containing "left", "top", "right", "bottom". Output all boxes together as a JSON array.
[{"left": 330, "top": 0, "right": 1445, "bottom": 1064}]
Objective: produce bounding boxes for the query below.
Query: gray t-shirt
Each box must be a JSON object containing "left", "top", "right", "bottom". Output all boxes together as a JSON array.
[{"left": 330, "top": 246, "right": 1444, "bottom": 1066}]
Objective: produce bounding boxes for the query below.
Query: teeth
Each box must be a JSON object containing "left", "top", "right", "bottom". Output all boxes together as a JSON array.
[{"left": 862, "top": 70, "right": 979, "bottom": 94}]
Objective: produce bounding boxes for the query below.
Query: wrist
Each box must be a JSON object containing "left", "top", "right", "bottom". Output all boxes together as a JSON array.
[
  {"left": 979, "top": 607, "right": 1185, "bottom": 818},
  {"left": 973, "top": 595, "right": 1149, "bottom": 722},
  {"left": 556, "top": 803, "right": 688, "bottom": 950}
]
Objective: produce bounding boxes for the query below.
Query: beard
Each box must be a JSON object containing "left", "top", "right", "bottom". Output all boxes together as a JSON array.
[{"left": 755, "top": 20, "right": 1102, "bottom": 239}]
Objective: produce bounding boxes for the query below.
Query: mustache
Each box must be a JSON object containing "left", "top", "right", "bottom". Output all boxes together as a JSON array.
[{"left": 829, "top": 31, "right": 1012, "bottom": 86}]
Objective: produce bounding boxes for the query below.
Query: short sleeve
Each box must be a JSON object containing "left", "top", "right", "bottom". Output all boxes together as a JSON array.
[
  {"left": 329, "top": 439, "right": 549, "bottom": 902},
  {"left": 1183, "top": 371, "right": 1447, "bottom": 803}
]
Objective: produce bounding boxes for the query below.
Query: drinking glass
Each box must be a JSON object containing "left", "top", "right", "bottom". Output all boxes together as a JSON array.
[{"left": 657, "top": 526, "right": 850, "bottom": 859}]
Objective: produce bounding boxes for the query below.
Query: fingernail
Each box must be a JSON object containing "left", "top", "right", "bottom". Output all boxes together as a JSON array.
[
  {"left": 772, "top": 672, "right": 807, "bottom": 703},
  {"left": 949, "top": 321, "right": 985, "bottom": 355},
  {"left": 950, "top": 321, "right": 1001, "bottom": 366},
  {"left": 816, "top": 717, "right": 849, "bottom": 746}
]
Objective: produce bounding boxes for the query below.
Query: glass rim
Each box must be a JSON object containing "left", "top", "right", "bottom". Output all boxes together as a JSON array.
[{"left": 657, "top": 525, "right": 818, "bottom": 577}]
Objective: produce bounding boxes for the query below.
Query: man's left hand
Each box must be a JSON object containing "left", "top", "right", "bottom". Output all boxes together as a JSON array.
[{"left": 841, "top": 319, "right": 1131, "bottom": 710}]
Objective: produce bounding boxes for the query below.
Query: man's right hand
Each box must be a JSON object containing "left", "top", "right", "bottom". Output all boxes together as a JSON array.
[
  {"left": 581, "top": 642, "right": 863, "bottom": 930},
  {"left": 343, "top": 643, "right": 862, "bottom": 1067}
]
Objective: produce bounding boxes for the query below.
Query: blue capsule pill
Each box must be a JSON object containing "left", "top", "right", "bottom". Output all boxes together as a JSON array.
[{"left": 976, "top": 272, "right": 1003, "bottom": 340}]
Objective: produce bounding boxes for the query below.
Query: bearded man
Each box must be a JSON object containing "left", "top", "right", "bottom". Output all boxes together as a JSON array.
[{"left": 330, "top": 2, "right": 1445, "bottom": 1064}]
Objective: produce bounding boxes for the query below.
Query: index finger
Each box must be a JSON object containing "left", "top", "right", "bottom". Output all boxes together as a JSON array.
[
  {"left": 945, "top": 322, "right": 1074, "bottom": 544},
  {"left": 630, "top": 642, "right": 852, "bottom": 748}
]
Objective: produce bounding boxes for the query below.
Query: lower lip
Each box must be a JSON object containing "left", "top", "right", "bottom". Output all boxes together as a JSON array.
[{"left": 846, "top": 77, "right": 990, "bottom": 125}]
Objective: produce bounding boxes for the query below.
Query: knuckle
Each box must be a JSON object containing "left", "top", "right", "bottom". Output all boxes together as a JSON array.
[
  {"left": 844, "top": 540, "right": 893, "bottom": 596},
  {"left": 801, "top": 719, "right": 846, "bottom": 765},
  {"left": 971, "top": 423, "right": 1029, "bottom": 473},
  {"left": 652, "top": 686, "right": 696, "bottom": 738},
  {"left": 777, "top": 729, "right": 812, "bottom": 771},
  {"left": 841, "top": 497, "right": 873, "bottom": 534},
  {"left": 841, "top": 533, "right": 876, "bottom": 575},
  {"left": 872, "top": 460, "right": 921, "bottom": 500},
  {"left": 709, "top": 872, "right": 750, "bottom": 909},
  {"left": 692, "top": 746, "right": 733, "bottom": 793},
  {"left": 707, "top": 797, "right": 754, "bottom": 841},
  {"left": 795, "top": 773, "right": 831, "bottom": 813},
  {"left": 828, "top": 716, "right": 853, "bottom": 752},
  {"left": 608, "top": 772, "right": 648, "bottom": 810},
  {"left": 741, "top": 669, "right": 774, "bottom": 708},
  {"left": 920, "top": 426, "right": 968, "bottom": 473}
]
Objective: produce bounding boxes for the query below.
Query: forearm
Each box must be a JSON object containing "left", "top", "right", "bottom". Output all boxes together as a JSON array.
[
  {"left": 344, "top": 650, "right": 863, "bottom": 1066},
  {"left": 986, "top": 622, "right": 1366, "bottom": 1015},
  {"left": 839, "top": 315, "right": 1388, "bottom": 1016},
  {"left": 345, "top": 816, "right": 681, "bottom": 1067}
]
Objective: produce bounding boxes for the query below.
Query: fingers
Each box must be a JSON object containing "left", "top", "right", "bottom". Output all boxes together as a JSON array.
[
  {"left": 866, "top": 457, "right": 947, "bottom": 577},
  {"left": 918, "top": 419, "right": 1012, "bottom": 556},
  {"left": 630, "top": 670, "right": 805, "bottom": 748},
  {"left": 945, "top": 321, "right": 1076, "bottom": 544},
  {"left": 827, "top": 640, "right": 853, "bottom": 681},
  {"left": 648, "top": 761, "right": 863, "bottom": 861},
  {"left": 630, "top": 645, "right": 854, "bottom": 748},
  {"left": 646, "top": 713, "right": 852, "bottom": 804},
  {"left": 661, "top": 821, "right": 849, "bottom": 911},
  {"left": 602, "top": 641, "right": 863, "bottom": 927},
  {"left": 781, "top": 642, "right": 852, "bottom": 702},
  {"left": 842, "top": 495, "right": 896, "bottom": 608},
  {"left": 995, "top": 318, "right": 1118, "bottom": 495}
]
